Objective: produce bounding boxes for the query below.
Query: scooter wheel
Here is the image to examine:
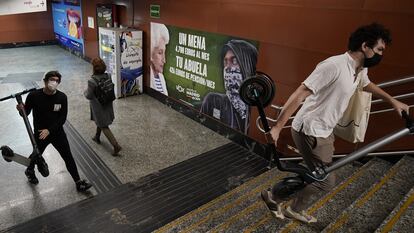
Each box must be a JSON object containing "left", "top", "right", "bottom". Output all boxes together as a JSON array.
[
  {"left": 239, "top": 71, "right": 276, "bottom": 107},
  {"left": 273, "top": 176, "right": 306, "bottom": 200},
  {"left": 1, "top": 146, "right": 14, "bottom": 162}
]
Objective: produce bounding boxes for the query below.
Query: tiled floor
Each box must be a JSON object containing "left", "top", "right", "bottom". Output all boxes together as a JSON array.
[{"left": 0, "top": 45, "right": 230, "bottom": 230}]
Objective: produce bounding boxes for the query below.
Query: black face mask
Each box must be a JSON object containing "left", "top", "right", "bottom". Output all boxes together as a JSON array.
[{"left": 363, "top": 51, "right": 382, "bottom": 67}]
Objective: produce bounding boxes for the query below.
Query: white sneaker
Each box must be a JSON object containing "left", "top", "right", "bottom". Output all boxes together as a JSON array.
[
  {"left": 261, "top": 190, "right": 285, "bottom": 219},
  {"left": 284, "top": 206, "right": 317, "bottom": 223}
]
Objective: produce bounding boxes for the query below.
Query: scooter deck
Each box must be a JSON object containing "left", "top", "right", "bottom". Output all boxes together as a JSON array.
[{"left": 3, "top": 153, "right": 31, "bottom": 167}]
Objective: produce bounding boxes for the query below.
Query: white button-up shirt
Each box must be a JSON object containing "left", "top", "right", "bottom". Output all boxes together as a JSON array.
[{"left": 292, "top": 52, "right": 371, "bottom": 138}]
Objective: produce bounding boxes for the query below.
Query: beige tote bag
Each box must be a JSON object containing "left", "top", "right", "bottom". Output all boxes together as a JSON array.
[{"left": 334, "top": 76, "right": 372, "bottom": 143}]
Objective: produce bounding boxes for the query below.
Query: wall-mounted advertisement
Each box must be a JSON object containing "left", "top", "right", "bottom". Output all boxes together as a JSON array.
[
  {"left": 150, "top": 23, "right": 259, "bottom": 134},
  {"left": 96, "top": 5, "right": 113, "bottom": 28},
  {"left": 120, "top": 30, "right": 143, "bottom": 96},
  {"left": 0, "top": 0, "right": 46, "bottom": 16},
  {"left": 52, "top": 0, "right": 84, "bottom": 55},
  {"left": 99, "top": 28, "right": 143, "bottom": 98}
]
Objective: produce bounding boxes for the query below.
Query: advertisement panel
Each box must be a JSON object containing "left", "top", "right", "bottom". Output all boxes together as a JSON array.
[
  {"left": 99, "top": 28, "right": 143, "bottom": 98},
  {"left": 150, "top": 23, "right": 259, "bottom": 134},
  {"left": 120, "top": 30, "right": 143, "bottom": 96},
  {"left": 0, "top": 0, "right": 46, "bottom": 16},
  {"left": 52, "top": 0, "right": 84, "bottom": 55}
]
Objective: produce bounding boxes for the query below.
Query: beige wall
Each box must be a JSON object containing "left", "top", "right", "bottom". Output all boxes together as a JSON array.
[{"left": 0, "top": 0, "right": 54, "bottom": 44}]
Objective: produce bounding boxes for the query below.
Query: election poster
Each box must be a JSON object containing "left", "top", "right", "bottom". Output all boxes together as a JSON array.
[{"left": 150, "top": 23, "right": 259, "bottom": 134}]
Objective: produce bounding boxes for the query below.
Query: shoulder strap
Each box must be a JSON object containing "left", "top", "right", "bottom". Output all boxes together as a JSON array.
[
  {"left": 356, "top": 72, "right": 365, "bottom": 90},
  {"left": 91, "top": 76, "right": 99, "bottom": 84}
]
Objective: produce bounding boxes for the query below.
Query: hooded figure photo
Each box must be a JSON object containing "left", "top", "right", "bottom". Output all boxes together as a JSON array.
[{"left": 200, "top": 39, "right": 258, "bottom": 134}]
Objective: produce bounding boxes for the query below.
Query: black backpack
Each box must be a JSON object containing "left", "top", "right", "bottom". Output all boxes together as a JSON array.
[{"left": 93, "top": 75, "right": 116, "bottom": 105}]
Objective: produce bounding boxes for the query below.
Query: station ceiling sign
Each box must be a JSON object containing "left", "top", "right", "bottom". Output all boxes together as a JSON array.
[{"left": 0, "top": 0, "right": 47, "bottom": 16}]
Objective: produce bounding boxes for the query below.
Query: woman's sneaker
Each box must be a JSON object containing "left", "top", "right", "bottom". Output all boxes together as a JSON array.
[
  {"left": 261, "top": 190, "right": 285, "bottom": 219},
  {"left": 112, "top": 145, "right": 122, "bottom": 156},
  {"left": 25, "top": 168, "right": 39, "bottom": 184},
  {"left": 284, "top": 206, "right": 317, "bottom": 223},
  {"left": 92, "top": 136, "right": 101, "bottom": 144},
  {"left": 76, "top": 179, "right": 92, "bottom": 192}
]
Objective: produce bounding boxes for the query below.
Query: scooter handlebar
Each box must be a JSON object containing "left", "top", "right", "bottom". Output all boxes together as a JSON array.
[
  {"left": 401, "top": 110, "right": 413, "bottom": 133},
  {"left": 0, "top": 88, "right": 37, "bottom": 102},
  {"left": 401, "top": 110, "right": 411, "bottom": 121}
]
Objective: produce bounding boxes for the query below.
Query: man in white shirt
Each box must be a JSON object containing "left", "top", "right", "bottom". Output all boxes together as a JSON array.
[{"left": 261, "top": 23, "right": 409, "bottom": 223}]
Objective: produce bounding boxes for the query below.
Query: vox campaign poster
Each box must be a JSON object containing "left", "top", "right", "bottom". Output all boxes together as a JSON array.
[
  {"left": 52, "top": 0, "right": 84, "bottom": 55},
  {"left": 150, "top": 23, "right": 259, "bottom": 134}
]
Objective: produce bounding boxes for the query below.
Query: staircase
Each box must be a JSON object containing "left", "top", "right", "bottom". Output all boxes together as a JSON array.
[
  {"left": 2, "top": 143, "right": 413, "bottom": 233},
  {"left": 154, "top": 156, "right": 414, "bottom": 233}
]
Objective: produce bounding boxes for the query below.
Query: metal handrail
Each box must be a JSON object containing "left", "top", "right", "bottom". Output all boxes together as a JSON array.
[
  {"left": 377, "top": 76, "right": 414, "bottom": 88},
  {"left": 371, "top": 104, "right": 414, "bottom": 115},
  {"left": 372, "top": 93, "right": 414, "bottom": 104},
  {"left": 280, "top": 150, "right": 414, "bottom": 161},
  {"left": 256, "top": 76, "right": 414, "bottom": 133},
  {"left": 259, "top": 104, "right": 414, "bottom": 131}
]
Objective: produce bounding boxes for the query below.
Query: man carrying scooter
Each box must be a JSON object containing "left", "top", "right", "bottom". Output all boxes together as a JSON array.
[
  {"left": 262, "top": 23, "right": 410, "bottom": 223},
  {"left": 16, "top": 71, "right": 92, "bottom": 192}
]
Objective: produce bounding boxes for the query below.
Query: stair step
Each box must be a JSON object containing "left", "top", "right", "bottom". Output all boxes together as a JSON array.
[
  {"left": 229, "top": 163, "right": 362, "bottom": 233},
  {"left": 160, "top": 160, "right": 359, "bottom": 233},
  {"left": 375, "top": 186, "right": 414, "bottom": 233},
  {"left": 242, "top": 159, "right": 385, "bottom": 233},
  {"left": 154, "top": 167, "right": 288, "bottom": 233},
  {"left": 278, "top": 157, "right": 392, "bottom": 233},
  {"left": 322, "top": 156, "right": 414, "bottom": 233}
]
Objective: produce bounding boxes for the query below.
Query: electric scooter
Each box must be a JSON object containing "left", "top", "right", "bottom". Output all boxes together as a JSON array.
[
  {"left": 239, "top": 73, "right": 413, "bottom": 199},
  {"left": 0, "top": 88, "right": 49, "bottom": 177}
]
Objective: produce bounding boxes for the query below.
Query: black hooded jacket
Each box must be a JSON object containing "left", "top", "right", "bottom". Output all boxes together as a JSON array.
[{"left": 200, "top": 40, "right": 258, "bottom": 134}]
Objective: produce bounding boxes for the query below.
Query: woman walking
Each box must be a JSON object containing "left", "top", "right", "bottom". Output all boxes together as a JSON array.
[{"left": 84, "top": 58, "right": 122, "bottom": 156}]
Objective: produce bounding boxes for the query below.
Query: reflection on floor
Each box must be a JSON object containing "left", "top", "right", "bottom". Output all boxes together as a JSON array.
[{"left": 0, "top": 45, "right": 230, "bottom": 230}]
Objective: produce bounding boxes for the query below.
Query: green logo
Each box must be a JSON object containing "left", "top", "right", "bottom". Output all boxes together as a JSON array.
[{"left": 150, "top": 5, "right": 160, "bottom": 18}]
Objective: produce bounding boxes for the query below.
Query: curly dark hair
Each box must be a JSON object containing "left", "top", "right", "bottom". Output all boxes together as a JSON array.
[{"left": 348, "top": 23, "right": 392, "bottom": 51}]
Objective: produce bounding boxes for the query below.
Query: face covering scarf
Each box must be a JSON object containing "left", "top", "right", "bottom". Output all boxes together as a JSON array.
[{"left": 224, "top": 66, "right": 247, "bottom": 119}]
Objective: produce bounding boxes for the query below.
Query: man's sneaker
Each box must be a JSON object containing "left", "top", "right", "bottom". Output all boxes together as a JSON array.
[
  {"left": 76, "top": 179, "right": 92, "bottom": 192},
  {"left": 284, "top": 206, "right": 317, "bottom": 223},
  {"left": 36, "top": 156, "right": 49, "bottom": 177},
  {"left": 261, "top": 190, "right": 285, "bottom": 219},
  {"left": 25, "top": 168, "right": 39, "bottom": 184}
]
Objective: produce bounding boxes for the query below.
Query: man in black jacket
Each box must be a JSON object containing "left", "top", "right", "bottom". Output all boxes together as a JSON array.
[{"left": 17, "top": 71, "right": 92, "bottom": 192}]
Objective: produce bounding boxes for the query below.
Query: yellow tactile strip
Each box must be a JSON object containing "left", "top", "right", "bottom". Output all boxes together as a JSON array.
[
  {"left": 178, "top": 173, "right": 288, "bottom": 233},
  {"left": 245, "top": 160, "right": 376, "bottom": 233},
  {"left": 378, "top": 189, "right": 414, "bottom": 233},
  {"left": 154, "top": 167, "right": 285, "bottom": 233},
  {"left": 323, "top": 159, "right": 405, "bottom": 233}
]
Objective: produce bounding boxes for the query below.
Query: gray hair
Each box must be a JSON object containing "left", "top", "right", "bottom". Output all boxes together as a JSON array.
[{"left": 151, "top": 23, "right": 170, "bottom": 52}]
